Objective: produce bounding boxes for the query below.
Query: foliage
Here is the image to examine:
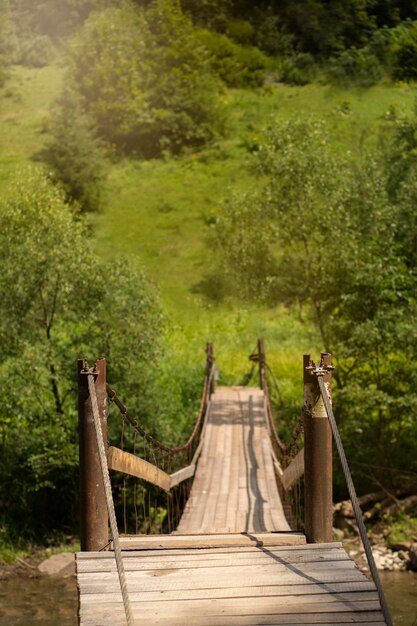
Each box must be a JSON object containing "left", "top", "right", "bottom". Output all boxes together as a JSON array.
[
  {"left": 279, "top": 53, "right": 317, "bottom": 85},
  {"left": 198, "top": 29, "right": 268, "bottom": 88},
  {"left": 9, "top": 0, "right": 115, "bottom": 39},
  {"left": 209, "top": 118, "right": 417, "bottom": 490},
  {"left": 0, "top": 0, "right": 17, "bottom": 84},
  {"left": 17, "top": 34, "right": 55, "bottom": 67},
  {"left": 327, "top": 47, "right": 383, "bottom": 86},
  {"left": 179, "top": 0, "right": 233, "bottom": 30},
  {"left": 392, "top": 20, "right": 417, "bottom": 79},
  {"left": 68, "top": 0, "right": 224, "bottom": 156},
  {"left": 0, "top": 171, "right": 164, "bottom": 540},
  {"left": 41, "top": 88, "right": 106, "bottom": 212}
]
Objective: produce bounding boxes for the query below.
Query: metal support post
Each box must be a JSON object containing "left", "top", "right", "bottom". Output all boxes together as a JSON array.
[
  {"left": 78, "top": 357, "right": 109, "bottom": 551},
  {"left": 258, "top": 338, "right": 266, "bottom": 390},
  {"left": 303, "top": 353, "right": 333, "bottom": 543}
]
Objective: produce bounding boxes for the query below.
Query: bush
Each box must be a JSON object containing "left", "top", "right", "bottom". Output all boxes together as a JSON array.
[
  {"left": 279, "top": 53, "right": 317, "bottom": 86},
  {"left": 327, "top": 47, "right": 383, "bottom": 86},
  {"left": 392, "top": 21, "right": 417, "bottom": 80},
  {"left": 68, "top": 0, "right": 225, "bottom": 156},
  {"left": 0, "top": 171, "right": 164, "bottom": 540},
  {"left": 18, "top": 34, "right": 55, "bottom": 67},
  {"left": 40, "top": 89, "right": 106, "bottom": 212},
  {"left": 226, "top": 19, "right": 255, "bottom": 45},
  {"left": 198, "top": 29, "right": 268, "bottom": 88}
]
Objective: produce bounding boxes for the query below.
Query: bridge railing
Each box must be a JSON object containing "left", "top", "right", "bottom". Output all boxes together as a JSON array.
[
  {"left": 253, "top": 341, "right": 393, "bottom": 626},
  {"left": 77, "top": 344, "right": 215, "bottom": 551}
]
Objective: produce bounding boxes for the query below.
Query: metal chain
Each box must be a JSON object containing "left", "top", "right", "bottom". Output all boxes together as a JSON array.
[
  {"left": 87, "top": 374, "right": 135, "bottom": 626},
  {"left": 316, "top": 374, "right": 393, "bottom": 626},
  {"left": 107, "top": 367, "right": 214, "bottom": 455},
  {"left": 285, "top": 413, "right": 305, "bottom": 460}
]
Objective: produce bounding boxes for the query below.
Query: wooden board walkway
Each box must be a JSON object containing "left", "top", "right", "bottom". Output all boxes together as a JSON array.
[
  {"left": 177, "top": 386, "right": 291, "bottom": 534},
  {"left": 76, "top": 539, "right": 386, "bottom": 625},
  {"left": 76, "top": 386, "right": 388, "bottom": 625}
]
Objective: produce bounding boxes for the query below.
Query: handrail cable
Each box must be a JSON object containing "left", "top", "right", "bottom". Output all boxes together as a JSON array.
[
  {"left": 107, "top": 365, "right": 215, "bottom": 456},
  {"left": 315, "top": 372, "right": 393, "bottom": 626},
  {"left": 87, "top": 373, "right": 134, "bottom": 626}
]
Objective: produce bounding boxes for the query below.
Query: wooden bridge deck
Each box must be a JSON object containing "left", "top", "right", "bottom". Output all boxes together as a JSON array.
[
  {"left": 76, "top": 386, "right": 388, "bottom": 625},
  {"left": 177, "top": 386, "right": 291, "bottom": 534}
]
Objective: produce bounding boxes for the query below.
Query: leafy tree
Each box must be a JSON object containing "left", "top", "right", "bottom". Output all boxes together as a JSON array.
[
  {"left": 41, "top": 88, "right": 106, "bottom": 212},
  {"left": 210, "top": 118, "right": 417, "bottom": 488},
  {"left": 68, "top": 0, "right": 224, "bottom": 156},
  {"left": 0, "top": 170, "right": 163, "bottom": 539}
]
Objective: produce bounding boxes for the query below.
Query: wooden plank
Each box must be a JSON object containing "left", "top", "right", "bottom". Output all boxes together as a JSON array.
[
  {"left": 77, "top": 542, "right": 342, "bottom": 560},
  {"left": 76, "top": 545, "right": 352, "bottom": 571},
  {"left": 115, "top": 532, "right": 306, "bottom": 550},
  {"left": 77, "top": 581, "right": 377, "bottom": 601},
  {"left": 81, "top": 590, "right": 379, "bottom": 605},
  {"left": 282, "top": 448, "right": 305, "bottom": 491},
  {"left": 169, "top": 463, "right": 195, "bottom": 489},
  {"left": 76, "top": 552, "right": 352, "bottom": 573},
  {"left": 81, "top": 618, "right": 385, "bottom": 626},
  {"left": 107, "top": 446, "right": 170, "bottom": 491},
  {"left": 78, "top": 560, "right": 364, "bottom": 581},
  {"left": 77, "top": 567, "right": 368, "bottom": 594},
  {"left": 79, "top": 597, "right": 383, "bottom": 616}
]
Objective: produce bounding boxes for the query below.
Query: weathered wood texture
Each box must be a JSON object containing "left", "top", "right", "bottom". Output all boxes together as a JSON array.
[
  {"left": 76, "top": 542, "right": 387, "bottom": 625},
  {"left": 281, "top": 447, "right": 305, "bottom": 492},
  {"left": 177, "top": 386, "right": 291, "bottom": 534},
  {"left": 107, "top": 446, "right": 171, "bottom": 491}
]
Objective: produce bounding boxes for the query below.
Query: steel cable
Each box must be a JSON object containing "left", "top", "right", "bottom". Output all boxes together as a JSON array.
[
  {"left": 107, "top": 366, "right": 214, "bottom": 455},
  {"left": 88, "top": 374, "right": 135, "bottom": 626},
  {"left": 316, "top": 374, "right": 393, "bottom": 626}
]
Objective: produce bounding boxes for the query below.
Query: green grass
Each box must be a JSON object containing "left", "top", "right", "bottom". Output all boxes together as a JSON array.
[
  {"left": 0, "top": 64, "right": 63, "bottom": 193},
  {"left": 2, "top": 66, "right": 417, "bottom": 380}
]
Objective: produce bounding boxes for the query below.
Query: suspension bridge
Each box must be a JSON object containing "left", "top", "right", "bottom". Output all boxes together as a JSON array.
[{"left": 75, "top": 342, "right": 392, "bottom": 626}]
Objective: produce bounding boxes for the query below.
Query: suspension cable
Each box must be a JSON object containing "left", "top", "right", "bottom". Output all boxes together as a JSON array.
[
  {"left": 87, "top": 374, "right": 135, "bottom": 626},
  {"left": 315, "top": 373, "right": 393, "bottom": 626},
  {"left": 107, "top": 366, "right": 214, "bottom": 455}
]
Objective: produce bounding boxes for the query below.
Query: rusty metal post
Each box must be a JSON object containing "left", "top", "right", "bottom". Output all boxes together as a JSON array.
[
  {"left": 78, "top": 357, "right": 108, "bottom": 551},
  {"left": 258, "top": 338, "right": 266, "bottom": 390},
  {"left": 206, "top": 342, "right": 215, "bottom": 395},
  {"left": 303, "top": 353, "right": 333, "bottom": 543}
]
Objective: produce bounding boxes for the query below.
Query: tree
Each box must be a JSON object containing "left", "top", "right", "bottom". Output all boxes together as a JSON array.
[
  {"left": 0, "top": 170, "right": 163, "bottom": 539},
  {"left": 41, "top": 88, "right": 106, "bottom": 212},
  {"left": 67, "top": 0, "right": 224, "bottom": 156},
  {"left": 211, "top": 118, "right": 417, "bottom": 489}
]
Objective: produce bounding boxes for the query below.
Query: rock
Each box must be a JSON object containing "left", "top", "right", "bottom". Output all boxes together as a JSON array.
[
  {"left": 389, "top": 540, "right": 411, "bottom": 552},
  {"left": 38, "top": 553, "right": 75, "bottom": 577},
  {"left": 409, "top": 543, "right": 417, "bottom": 571}
]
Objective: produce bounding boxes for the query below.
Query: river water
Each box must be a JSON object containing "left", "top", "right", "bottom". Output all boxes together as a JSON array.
[{"left": 0, "top": 570, "right": 416, "bottom": 625}]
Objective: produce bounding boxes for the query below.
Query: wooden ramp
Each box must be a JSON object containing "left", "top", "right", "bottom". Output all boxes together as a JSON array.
[
  {"left": 76, "top": 537, "right": 386, "bottom": 625},
  {"left": 177, "top": 387, "right": 290, "bottom": 534},
  {"left": 76, "top": 386, "right": 388, "bottom": 625}
]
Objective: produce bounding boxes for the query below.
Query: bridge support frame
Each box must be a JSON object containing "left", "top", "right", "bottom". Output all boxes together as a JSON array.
[
  {"left": 78, "top": 357, "right": 109, "bottom": 551},
  {"left": 303, "top": 353, "right": 333, "bottom": 543}
]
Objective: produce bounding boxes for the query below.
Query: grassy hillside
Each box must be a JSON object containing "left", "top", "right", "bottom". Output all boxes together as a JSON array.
[
  {"left": 2, "top": 65, "right": 417, "bottom": 385},
  {"left": 93, "top": 82, "right": 417, "bottom": 309}
]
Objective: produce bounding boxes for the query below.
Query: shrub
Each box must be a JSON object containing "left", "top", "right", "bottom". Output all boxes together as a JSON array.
[
  {"left": 226, "top": 19, "right": 255, "bottom": 45},
  {"left": 327, "top": 47, "right": 382, "bottom": 87},
  {"left": 18, "top": 34, "right": 55, "bottom": 67},
  {"left": 392, "top": 21, "right": 417, "bottom": 80},
  {"left": 41, "top": 89, "right": 106, "bottom": 212},
  {"left": 279, "top": 53, "right": 317, "bottom": 86},
  {"left": 198, "top": 29, "right": 268, "bottom": 88},
  {"left": 68, "top": 0, "right": 224, "bottom": 156}
]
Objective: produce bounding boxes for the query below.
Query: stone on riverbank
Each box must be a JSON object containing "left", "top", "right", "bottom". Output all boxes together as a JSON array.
[{"left": 38, "top": 553, "right": 75, "bottom": 577}]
